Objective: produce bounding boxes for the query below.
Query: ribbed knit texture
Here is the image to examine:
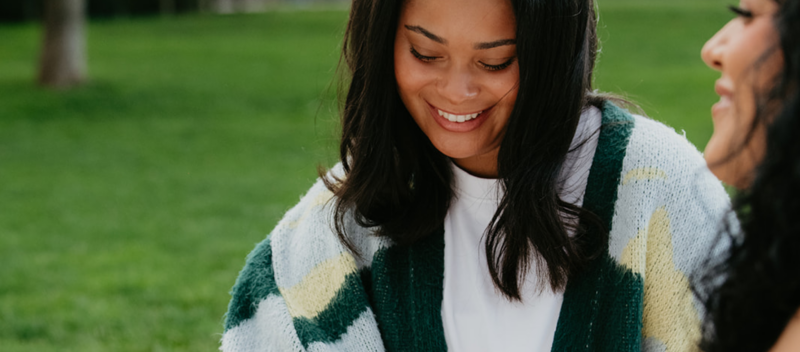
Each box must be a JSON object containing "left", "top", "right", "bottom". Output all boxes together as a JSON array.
[
  {"left": 368, "top": 228, "right": 447, "bottom": 352},
  {"left": 220, "top": 102, "right": 730, "bottom": 352},
  {"left": 551, "top": 101, "right": 644, "bottom": 352}
]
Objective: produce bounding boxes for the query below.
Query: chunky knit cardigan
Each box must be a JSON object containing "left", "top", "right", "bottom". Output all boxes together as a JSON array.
[{"left": 221, "top": 103, "right": 730, "bottom": 352}]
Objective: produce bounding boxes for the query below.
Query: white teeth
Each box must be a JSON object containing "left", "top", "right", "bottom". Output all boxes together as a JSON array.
[{"left": 437, "top": 109, "right": 483, "bottom": 123}]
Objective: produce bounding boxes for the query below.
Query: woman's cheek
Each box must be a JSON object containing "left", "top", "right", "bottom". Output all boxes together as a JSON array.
[
  {"left": 481, "top": 64, "right": 519, "bottom": 98},
  {"left": 401, "top": 60, "right": 437, "bottom": 88}
]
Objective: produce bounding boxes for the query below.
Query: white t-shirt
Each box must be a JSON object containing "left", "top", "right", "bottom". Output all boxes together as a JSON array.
[{"left": 441, "top": 107, "right": 602, "bottom": 351}]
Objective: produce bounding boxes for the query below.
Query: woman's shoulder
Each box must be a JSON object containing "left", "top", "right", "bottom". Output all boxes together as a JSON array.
[
  {"left": 597, "top": 102, "right": 711, "bottom": 189},
  {"left": 617, "top": 112, "right": 727, "bottom": 207},
  {"left": 625, "top": 113, "right": 708, "bottom": 170},
  {"left": 597, "top": 104, "right": 727, "bottom": 215},
  {"left": 250, "top": 163, "right": 389, "bottom": 279},
  {"left": 602, "top": 111, "right": 731, "bottom": 350},
  {"left": 606, "top": 106, "right": 730, "bottom": 275},
  {"left": 223, "top": 174, "right": 391, "bottom": 350},
  {"left": 223, "top": 164, "right": 388, "bottom": 340}
]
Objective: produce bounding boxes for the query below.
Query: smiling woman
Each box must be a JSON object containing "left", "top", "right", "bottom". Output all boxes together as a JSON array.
[
  {"left": 393, "top": 0, "right": 519, "bottom": 177},
  {"left": 701, "top": 0, "right": 783, "bottom": 189},
  {"left": 220, "top": 0, "right": 732, "bottom": 351}
]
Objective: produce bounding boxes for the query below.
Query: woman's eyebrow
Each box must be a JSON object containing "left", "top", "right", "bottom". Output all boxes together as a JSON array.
[
  {"left": 403, "top": 25, "right": 515, "bottom": 50},
  {"left": 404, "top": 25, "right": 447, "bottom": 44},
  {"left": 474, "top": 39, "right": 516, "bottom": 50}
]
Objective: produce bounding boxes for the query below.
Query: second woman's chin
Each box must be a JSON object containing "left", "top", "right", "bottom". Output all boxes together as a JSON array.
[
  {"left": 704, "top": 136, "right": 758, "bottom": 190},
  {"left": 704, "top": 133, "right": 738, "bottom": 187}
]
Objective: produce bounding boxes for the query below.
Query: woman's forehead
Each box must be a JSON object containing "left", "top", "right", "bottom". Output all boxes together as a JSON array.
[
  {"left": 740, "top": 0, "right": 779, "bottom": 12},
  {"left": 399, "top": 0, "right": 516, "bottom": 43}
]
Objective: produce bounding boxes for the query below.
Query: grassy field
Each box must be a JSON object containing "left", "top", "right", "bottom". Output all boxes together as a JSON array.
[{"left": 0, "top": 2, "right": 731, "bottom": 351}]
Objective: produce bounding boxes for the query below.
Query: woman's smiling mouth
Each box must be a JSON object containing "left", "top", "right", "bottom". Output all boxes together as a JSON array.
[
  {"left": 437, "top": 109, "right": 483, "bottom": 122},
  {"left": 427, "top": 102, "right": 494, "bottom": 132},
  {"left": 712, "top": 81, "right": 734, "bottom": 119}
]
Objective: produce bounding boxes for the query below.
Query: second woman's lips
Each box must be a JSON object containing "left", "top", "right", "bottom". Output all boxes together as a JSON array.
[
  {"left": 715, "top": 81, "right": 733, "bottom": 98},
  {"left": 712, "top": 81, "right": 734, "bottom": 119}
]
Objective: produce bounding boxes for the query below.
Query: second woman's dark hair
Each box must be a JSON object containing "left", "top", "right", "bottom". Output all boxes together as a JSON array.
[{"left": 325, "top": 0, "right": 606, "bottom": 299}]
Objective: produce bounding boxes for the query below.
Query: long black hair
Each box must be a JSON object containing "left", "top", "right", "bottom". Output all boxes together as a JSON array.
[
  {"left": 325, "top": 0, "right": 607, "bottom": 300},
  {"left": 696, "top": 0, "right": 800, "bottom": 350}
]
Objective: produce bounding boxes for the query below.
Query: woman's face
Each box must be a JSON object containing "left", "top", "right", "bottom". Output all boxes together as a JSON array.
[
  {"left": 394, "top": 0, "right": 518, "bottom": 178},
  {"left": 701, "top": 0, "right": 782, "bottom": 189}
]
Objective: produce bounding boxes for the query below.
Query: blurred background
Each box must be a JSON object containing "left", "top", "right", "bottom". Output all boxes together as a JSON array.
[{"left": 1, "top": 0, "right": 730, "bottom": 350}]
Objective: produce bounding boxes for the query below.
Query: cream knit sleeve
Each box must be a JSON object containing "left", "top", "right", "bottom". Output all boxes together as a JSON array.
[{"left": 609, "top": 116, "right": 730, "bottom": 352}]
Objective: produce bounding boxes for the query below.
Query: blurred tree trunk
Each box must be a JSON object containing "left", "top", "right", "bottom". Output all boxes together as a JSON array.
[{"left": 38, "top": 0, "right": 87, "bottom": 89}]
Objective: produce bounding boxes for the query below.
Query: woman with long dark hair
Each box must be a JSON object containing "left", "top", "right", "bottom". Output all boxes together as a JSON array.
[
  {"left": 221, "top": 0, "right": 730, "bottom": 350},
  {"left": 697, "top": 0, "right": 800, "bottom": 351}
]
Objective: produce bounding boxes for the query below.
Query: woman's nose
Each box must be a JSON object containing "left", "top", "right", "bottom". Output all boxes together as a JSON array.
[
  {"left": 439, "top": 68, "right": 479, "bottom": 106},
  {"left": 702, "top": 20, "right": 735, "bottom": 72}
]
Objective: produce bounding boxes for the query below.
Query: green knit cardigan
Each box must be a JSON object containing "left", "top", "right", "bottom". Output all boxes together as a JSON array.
[{"left": 221, "top": 103, "right": 730, "bottom": 352}]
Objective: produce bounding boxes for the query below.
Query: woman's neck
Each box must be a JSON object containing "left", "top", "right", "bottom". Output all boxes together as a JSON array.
[{"left": 452, "top": 148, "right": 500, "bottom": 179}]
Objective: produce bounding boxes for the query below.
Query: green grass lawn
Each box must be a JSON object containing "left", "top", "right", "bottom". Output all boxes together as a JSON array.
[{"left": 0, "top": 2, "right": 732, "bottom": 351}]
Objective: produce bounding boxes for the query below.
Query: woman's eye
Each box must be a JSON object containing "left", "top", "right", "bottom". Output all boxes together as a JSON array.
[
  {"left": 728, "top": 5, "right": 754, "bottom": 19},
  {"left": 481, "top": 58, "right": 516, "bottom": 72},
  {"left": 410, "top": 47, "right": 438, "bottom": 62}
]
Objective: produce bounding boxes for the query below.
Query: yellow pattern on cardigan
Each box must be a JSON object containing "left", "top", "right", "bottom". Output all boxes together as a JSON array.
[
  {"left": 279, "top": 251, "right": 358, "bottom": 320},
  {"left": 621, "top": 207, "right": 701, "bottom": 352},
  {"left": 622, "top": 167, "right": 668, "bottom": 185}
]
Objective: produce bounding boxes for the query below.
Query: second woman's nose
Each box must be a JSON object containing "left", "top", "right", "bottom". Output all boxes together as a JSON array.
[{"left": 702, "top": 20, "right": 737, "bottom": 72}]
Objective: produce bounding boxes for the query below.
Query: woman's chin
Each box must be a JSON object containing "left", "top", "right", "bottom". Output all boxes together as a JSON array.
[
  {"left": 705, "top": 154, "right": 754, "bottom": 190},
  {"left": 426, "top": 138, "right": 472, "bottom": 158}
]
